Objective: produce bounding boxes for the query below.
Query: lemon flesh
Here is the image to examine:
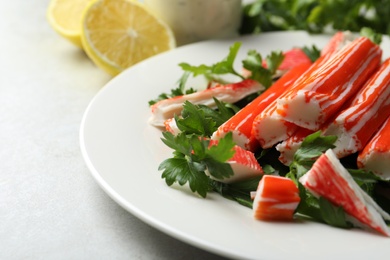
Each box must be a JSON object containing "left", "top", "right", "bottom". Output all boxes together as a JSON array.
[
  {"left": 81, "top": 0, "right": 176, "bottom": 76},
  {"left": 47, "top": 0, "right": 92, "bottom": 47}
]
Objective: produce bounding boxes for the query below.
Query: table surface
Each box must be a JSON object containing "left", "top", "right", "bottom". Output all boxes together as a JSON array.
[{"left": 0, "top": 1, "right": 235, "bottom": 259}]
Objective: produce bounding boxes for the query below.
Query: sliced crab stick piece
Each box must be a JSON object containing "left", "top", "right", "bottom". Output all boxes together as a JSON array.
[
  {"left": 212, "top": 62, "right": 312, "bottom": 151},
  {"left": 323, "top": 58, "right": 390, "bottom": 158},
  {"left": 164, "top": 118, "right": 180, "bottom": 135},
  {"left": 300, "top": 149, "right": 390, "bottom": 236},
  {"left": 253, "top": 175, "right": 300, "bottom": 221},
  {"left": 276, "top": 36, "right": 382, "bottom": 131},
  {"left": 358, "top": 117, "right": 390, "bottom": 180},
  {"left": 251, "top": 33, "right": 354, "bottom": 148},
  {"left": 149, "top": 79, "right": 263, "bottom": 127},
  {"left": 274, "top": 48, "right": 312, "bottom": 71},
  {"left": 208, "top": 140, "right": 263, "bottom": 183}
]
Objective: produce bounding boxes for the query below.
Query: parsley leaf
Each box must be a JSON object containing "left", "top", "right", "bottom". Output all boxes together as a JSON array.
[
  {"left": 319, "top": 197, "right": 352, "bottom": 228},
  {"left": 210, "top": 176, "right": 262, "bottom": 208},
  {"left": 241, "top": 0, "right": 390, "bottom": 36},
  {"left": 360, "top": 27, "right": 382, "bottom": 45},
  {"left": 293, "top": 131, "right": 337, "bottom": 166},
  {"left": 243, "top": 50, "right": 284, "bottom": 88},
  {"left": 302, "top": 45, "right": 321, "bottom": 62},
  {"left": 175, "top": 99, "right": 237, "bottom": 137},
  {"left": 176, "top": 101, "right": 217, "bottom": 136},
  {"left": 159, "top": 129, "right": 236, "bottom": 198},
  {"left": 179, "top": 42, "right": 244, "bottom": 85},
  {"left": 148, "top": 72, "right": 196, "bottom": 106}
]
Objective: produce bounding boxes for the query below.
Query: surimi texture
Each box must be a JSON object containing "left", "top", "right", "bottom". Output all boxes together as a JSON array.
[
  {"left": 323, "top": 58, "right": 390, "bottom": 158},
  {"left": 212, "top": 62, "right": 311, "bottom": 151},
  {"left": 300, "top": 149, "right": 390, "bottom": 236},
  {"left": 276, "top": 37, "right": 382, "bottom": 131},
  {"left": 251, "top": 32, "right": 357, "bottom": 148},
  {"left": 358, "top": 116, "right": 390, "bottom": 180}
]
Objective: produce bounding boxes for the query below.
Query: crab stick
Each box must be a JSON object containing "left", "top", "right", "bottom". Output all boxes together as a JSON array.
[
  {"left": 149, "top": 79, "right": 263, "bottom": 127},
  {"left": 358, "top": 116, "right": 390, "bottom": 180},
  {"left": 251, "top": 32, "right": 356, "bottom": 148},
  {"left": 212, "top": 62, "right": 312, "bottom": 151},
  {"left": 318, "top": 31, "right": 354, "bottom": 64},
  {"left": 279, "top": 58, "right": 390, "bottom": 163},
  {"left": 276, "top": 36, "right": 382, "bottom": 131},
  {"left": 253, "top": 175, "right": 300, "bottom": 221},
  {"left": 323, "top": 58, "right": 390, "bottom": 158},
  {"left": 164, "top": 118, "right": 180, "bottom": 135},
  {"left": 300, "top": 149, "right": 390, "bottom": 236},
  {"left": 208, "top": 140, "right": 263, "bottom": 183}
]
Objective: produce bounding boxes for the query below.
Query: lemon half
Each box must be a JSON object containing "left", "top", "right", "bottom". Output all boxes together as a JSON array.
[
  {"left": 47, "top": 0, "right": 92, "bottom": 47},
  {"left": 80, "top": 0, "right": 176, "bottom": 76}
]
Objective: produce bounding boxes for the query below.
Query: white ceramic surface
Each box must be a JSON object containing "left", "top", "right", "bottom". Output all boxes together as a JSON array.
[{"left": 80, "top": 31, "right": 390, "bottom": 260}]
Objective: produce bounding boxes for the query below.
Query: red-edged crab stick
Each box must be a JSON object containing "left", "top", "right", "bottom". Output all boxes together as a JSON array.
[
  {"left": 276, "top": 36, "right": 382, "bottom": 131},
  {"left": 251, "top": 32, "right": 355, "bottom": 148},
  {"left": 279, "top": 58, "right": 390, "bottom": 164},
  {"left": 149, "top": 79, "right": 263, "bottom": 127},
  {"left": 323, "top": 58, "right": 390, "bottom": 158},
  {"left": 208, "top": 140, "right": 263, "bottom": 183},
  {"left": 253, "top": 175, "right": 300, "bottom": 221},
  {"left": 212, "top": 62, "right": 312, "bottom": 151},
  {"left": 300, "top": 149, "right": 390, "bottom": 236},
  {"left": 358, "top": 116, "right": 390, "bottom": 180}
]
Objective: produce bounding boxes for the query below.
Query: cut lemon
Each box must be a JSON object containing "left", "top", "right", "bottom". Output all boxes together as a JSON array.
[
  {"left": 80, "top": 0, "right": 176, "bottom": 76},
  {"left": 47, "top": 0, "right": 92, "bottom": 47}
]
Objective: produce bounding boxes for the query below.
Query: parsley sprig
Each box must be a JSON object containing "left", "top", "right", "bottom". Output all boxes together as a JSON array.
[
  {"left": 286, "top": 131, "right": 390, "bottom": 228},
  {"left": 284, "top": 131, "right": 352, "bottom": 228},
  {"left": 149, "top": 42, "right": 285, "bottom": 105},
  {"left": 158, "top": 99, "right": 237, "bottom": 198},
  {"left": 240, "top": 0, "right": 390, "bottom": 36},
  {"left": 159, "top": 131, "right": 236, "bottom": 198}
]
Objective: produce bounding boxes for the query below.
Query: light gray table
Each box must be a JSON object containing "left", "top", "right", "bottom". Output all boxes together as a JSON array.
[{"left": 0, "top": 1, "right": 229, "bottom": 259}]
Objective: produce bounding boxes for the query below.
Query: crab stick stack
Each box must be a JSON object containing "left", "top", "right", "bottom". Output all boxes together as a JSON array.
[
  {"left": 300, "top": 149, "right": 390, "bottom": 236},
  {"left": 276, "top": 36, "right": 382, "bottom": 131},
  {"left": 251, "top": 32, "right": 357, "bottom": 148},
  {"left": 212, "top": 62, "right": 312, "bottom": 151},
  {"left": 358, "top": 116, "right": 390, "bottom": 180},
  {"left": 278, "top": 58, "right": 390, "bottom": 164},
  {"left": 323, "top": 58, "right": 390, "bottom": 158}
]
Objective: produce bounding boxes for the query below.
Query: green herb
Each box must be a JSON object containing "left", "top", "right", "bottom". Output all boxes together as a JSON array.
[
  {"left": 240, "top": 0, "right": 390, "bottom": 36},
  {"left": 243, "top": 50, "right": 284, "bottom": 88},
  {"left": 179, "top": 42, "right": 244, "bottom": 86},
  {"left": 158, "top": 98, "right": 237, "bottom": 198},
  {"left": 148, "top": 72, "right": 196, "bottom": 105},
  {"left": 286, "top": 131, "right": 337, "bottom": 182},
  {"left": 302, "top": 45, "right": 321, "bottom": 62},
  {"left": 159, "top": 131, "right": 236, "bottom": 198},
  {"left": 360, "top": 27, "right": 382, "bottom": 45},
  {"left": 210, "top": 176, "right": 261, "bottom": 208},
  {"left": 285, "top": 132, "right": 352, "bottom": 228},
  {"left": 150, "top": 42, "right": 285, "bottom": 105},
  {"left": 175, "top": 99, "right": 237, "bottom": 136}
]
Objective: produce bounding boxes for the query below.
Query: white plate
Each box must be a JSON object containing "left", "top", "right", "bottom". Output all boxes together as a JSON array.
[{"left": 80, "top": 31, "right": 390, "bottom": 260}]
